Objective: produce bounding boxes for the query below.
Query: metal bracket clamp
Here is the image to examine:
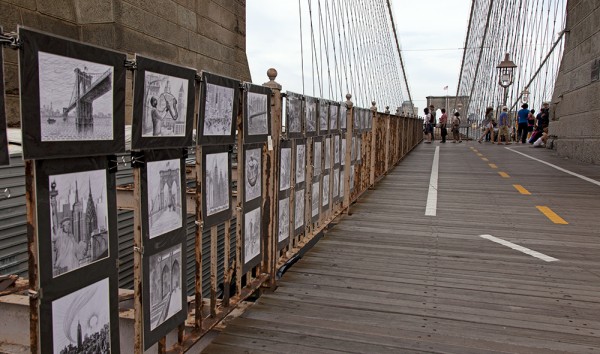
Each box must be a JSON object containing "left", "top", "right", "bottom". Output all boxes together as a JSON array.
[
  {"left": 28, "top": 289, "right": 41, "bottom": 300},
  {"left": 108, "top": 155, "right": 131, "bottom": 172},
  {"left": 0, "top": 188, "right": 11, "bottom": 201},
  {"left": 124, "top": 59, "right": 137, "bottom": 71},
  {"left": 194, "top": 220, "right": 203, "bottom": 228},
  {"left": 0, "top": 32, "right": 21, "bottom": 49},
  {"left": 195, "top": 73, "right": 203, "bottom": 82},
  {"left": 133, "top": 246, "right": 144, "bottom": 255},
  {"left": 131, "top": 151, "right": 146, "bottom": 168}
]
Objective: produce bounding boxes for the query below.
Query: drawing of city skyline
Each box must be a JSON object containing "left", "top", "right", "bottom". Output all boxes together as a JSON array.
[
  {"left": 247, "top": 92, "right": 268, "bottom": 135},
  {"left": 280, "top": 147, "right": 291, "bottom": 191},
  {"left": 205, "top": 152, "right": 230, "bottom": 215},
  {"left": 278, "top": 197, "right": 289, "bottom": 243},
  {"left": 287, "top": 94, "right": 302, "bottom": 133},
  {"left": 244, "top": 207, "right": 261, "bottom": 264},
  {"left": 295, "top": 189, "right": 304, "bottom": 230},
  {"left": 295, "top": 144, "right": 305, "bottom": 184},
  {"left": 203, "top": 83, "right": 234, "bottom": 136}
]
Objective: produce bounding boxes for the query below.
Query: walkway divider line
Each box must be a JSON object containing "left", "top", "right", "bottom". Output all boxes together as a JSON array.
[
  {"left": 507, "top": 148, "right": 600, "bottom": 187},
  {"left": 537, "top": 206, "right": 568, "bottom": 224},
  {"left": 481, "top": 157, "right": 489, "bottom": 162},
  {"left": 489, "top": 163, "right": 498, "bottom": 169},
  {"left": 513, "top": 184, "right": 531, "bottom": 195},
  {"left": 425, "top": 146, "right": 439, "bottom": 216},
  {"left": 498, "top": 172, "right": 510, "bottom": 178},
  {"left": 480, "top": 234, "right": 559, "bottom": 262}
]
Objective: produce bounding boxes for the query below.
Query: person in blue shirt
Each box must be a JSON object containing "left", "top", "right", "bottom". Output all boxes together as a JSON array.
[
  {"left": 497, "top": 106, "right": 512, "bottom": 145},
  {"left": 517, "top": 103, "right": 530, "bottom": 143}
]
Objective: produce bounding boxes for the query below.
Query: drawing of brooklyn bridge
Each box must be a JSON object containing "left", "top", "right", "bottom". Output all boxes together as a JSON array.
[
  {"left": 38, "top": 51, "right": 114, "bottom": 141},
  {"left": 206, "top": 152, "right": 230, "bottom": 215},
  {"left": 149, "top": 244, "right": 182, "bottom": 330},
  {"left": 147, "top": 159, "right": 182, "bottom": 239},
  {"left": 49, "top": 169, "right": 109, "bottom": 278}
]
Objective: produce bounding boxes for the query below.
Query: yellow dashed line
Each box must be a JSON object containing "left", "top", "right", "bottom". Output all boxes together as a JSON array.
[
  {"left": 477, "top": 153, "right": 483, "bottom": 157},
  {"left": 498, "top": 172, "right": 510, "bottom": 178},
  {"left": 489, "top": 163, "right": 498, "bottom": 169},
  {"left": 481, "top": 157, "right": 489, "bottom": 162},
  {"left": 536, "top": 206, "right": 568, "bottom": 224},
  {"left": 513, "top": 184, "right": 531, "bottom": 195}
]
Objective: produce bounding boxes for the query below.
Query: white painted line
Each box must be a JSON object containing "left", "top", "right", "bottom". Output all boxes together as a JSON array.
[
  {"left": 507, "top": 148, "right": 600, "bottom": 187},
  {"left": 480, "top": 234, "right": 559, "bottom": 262},
  {"left": 425, "top": 146, "right": 439, "bottom": 216}
]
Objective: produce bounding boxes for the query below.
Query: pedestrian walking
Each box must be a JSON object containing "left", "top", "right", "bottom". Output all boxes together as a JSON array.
[
  {"left": 478, "top": 107, "right": 495, "bottom": 144},
  {"left": 439, "top": 108, "right": 448, "bottom": 143},
  {"left": 527, "top": 109, "right": 535, "bottom": 140},
  {"left": 517, "top": 103, "right": 529, "bottom": 143},
  {"left": 429, "top": 105, "right": 436, "bottom": 141},
  {"left": 451, "top": 112, "right": 462, "bottom": 143},
  {"left": 497, "top": 106, "right": 512, "bottom": 145}
]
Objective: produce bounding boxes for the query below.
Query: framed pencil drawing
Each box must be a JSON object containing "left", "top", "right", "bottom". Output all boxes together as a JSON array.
[
  {"left": 19, "top": 26, "right": 126, "bottom": 159},
  {"left": 198, "top": 72, "right": 239, "bottom": 145},
  {"left": 244, "top": 84, "right": 271, "bottom": 143},
  {"left": 286, "top": 91, "right": 303, "bottom": 139},
  {"left": 201, "top": 145, "right": 232, "bottom": 228},
  {"left": 132, "top": 55, "right": 195, "bottom": 150}
]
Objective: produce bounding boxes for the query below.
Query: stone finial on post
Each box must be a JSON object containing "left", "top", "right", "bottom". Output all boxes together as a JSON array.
[
  {"left": 345, "top": 93, "right": 353, "bottom": 109},
  {"left": 396, "top": 107, "right": 401, "bottom": 116},
  {"left": 263, "top": 68, "right": 282, "bottom": 90},
  {"left": 370, "top": 101, "right": 377, "bottom": 112},
  {"left": 385, "top": 106, "right": 390, "bottom": 114}
]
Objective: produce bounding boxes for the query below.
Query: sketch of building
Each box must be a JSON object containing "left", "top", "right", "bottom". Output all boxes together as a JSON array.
[
  {"left": 322, "top": 174, "right": 329, "bottom": 207},
  {"left": 142, "top": 71, "right": 187, "bottom": 137},
  {"left": 341, "top": 138, "right": 346, "bottom": 166},
  {"left": 340, "top": 104, "right": 347, "bottom": 130},
  {"left": 286, "top": 94, "right": 302, "bottom": 133},
  {"left": 147, "top": 159, "right": 182, "bottom": 238},
  {"left": 39, "top": 51, "right": 114, "bottom": 142},
  {"left": 305, "top": 98, "right": 317, "bottom": 132},
  {"left": 247, "top": 92, "right": 268, "bottom": 135},
  {"left": 357, "top": 137, "right": 362, "bottom": 161},
  {"left": 325, "top": 137, "right": 331, "bottom": 170},
  {"left": 333, "top": 168, "right": 339, "bottom": 199},
  {"left": 319, "top": 100, "right": 328, "bottom": 132},
  {"left": 244, "top": 207, "right": 261, "bottom": 264},
  {"left": 148, "top": 244, "right": 182, "bottom": 330},
  {"left": 350, "top": 165, "right": 355, "bottom": 189},
  {"left": 294, "top": 189, "right": 304, "bottom": 230},
  {"left": 340, "top": 170, "right": 345, "bottom": 198},
  {"left": 330, "top": 104, "right": 339, "bottom": 131},
  {"left": 52, "top": 277, "right": 111, "bottom": 353},
  {"left": 278, "top": 197, "right": 289, "bottom": 243},
  {"left": 334, "top": 136, "right": 340, "bottom": 165},
  {"left": 295, "top": 144, "right": 305, "bottom": 184},
  {"left": 313, "top": 141, "right": 322, "bottom": 177},
  {"left": 280, "top": 147, "right": 291, "bottom": 191},
  {"left": 244, "top": 148, "right": 261, "bottom": 203},
  {"left": 311, "top": 181, "right": 320, "bottom": 217},
  {"left": 205, "top": 152, "right": 229, "bottom": 216},
  {"left": 49, "top": 169, "right": 109, "bottom": 278},
  {"left": 203, "top": 83, "right": 234, "bottom": 136}
]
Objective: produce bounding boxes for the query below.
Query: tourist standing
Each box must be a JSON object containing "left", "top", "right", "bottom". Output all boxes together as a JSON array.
[
  {"left": 429, "top": 105, "right": 436, "bottom": 141},
  {"left": 439, "top": 108, "right": 448, "bottom": 143},
  {"left": 424, "top": 107, "right": 433, "bottom": 143},
  {"left": 451, "top": 112, "right": 462, "bottom": 143},
  {"left": 517, "top": 103, "right": 529, "bottom": 143},
  {"left": 497, "top": 106, "right": 512, "bottom": 145},
  {"left": 527, "top": 109, "right": 536, "bottom": 140}
]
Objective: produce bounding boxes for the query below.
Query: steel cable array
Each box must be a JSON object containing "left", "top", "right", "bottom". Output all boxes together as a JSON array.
[
  {"left": 455, "top": 0, "right": 566, "bottom": 126},
  {"left": 298, "top": 0, "right": 412, "bottom": 111}
]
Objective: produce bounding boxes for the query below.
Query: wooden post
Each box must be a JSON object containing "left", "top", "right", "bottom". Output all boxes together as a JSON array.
[
  {"left": 305, "top": 136, "right": 313, "bottom": 239},
  {"left": 384, "top": 111, "right": 391, "bottom": 173},
  {"left": 369, "top": 102, "right": 377, "bottom": 187},
  {"left": 26, "top": 160, "right": 39, "bottom": 354},
  {"left": 223, "top": 219, "right": 231, "bottom": 306},
  {"left": 342, "top": 94, "right": 353, "bottom": 211},
  {"left": 263, "top": 68, "right": 282, "bottom": 287},
  {"left": 209, "top": 225, "right": 218, "bottom": 317},
  {"left": 133, "top": 163, "right": 144, "bottom": 353},
  {"left": 194, "top": 145, "right": 203, "bottom": 329},
  {"left": 235, "top": 97, "right": 243, "bottom": 296}
]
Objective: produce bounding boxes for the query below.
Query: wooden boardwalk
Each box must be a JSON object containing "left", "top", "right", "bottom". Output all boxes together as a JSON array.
[{"left": 203, "top": 141, "right": 600, "bottom": 353}]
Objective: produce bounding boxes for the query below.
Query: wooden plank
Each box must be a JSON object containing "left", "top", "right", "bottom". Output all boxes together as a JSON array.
[
  {"left": 25, "top": 161, "right": 38, "bottom": 354},
  {"left": 194, "top": 145, "right": 204, "bottom": 329},
  {"left": 132, "top": 166, "right": 144, "bottom": 353},
  {"left": 210, "top": 225, "right": 218, "bottom": 317}
]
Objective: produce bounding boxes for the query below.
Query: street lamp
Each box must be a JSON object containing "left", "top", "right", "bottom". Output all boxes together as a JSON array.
[
  {"left": 497, "top": 53, "right": 517, "bottom": 106},
  {"left": 521, "top": 88, "right": 530, "bottom": 103}
]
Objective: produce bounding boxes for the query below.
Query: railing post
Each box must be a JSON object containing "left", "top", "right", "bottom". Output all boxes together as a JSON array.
[
  {"left": 343, "top": 94, "right": 353, "bottom": 211},
  {"left": 369, "top": 102, "right": 377, "bottom": 187},
  {"left": 263, "top": 68, "right": 282, "bottom": 289}
]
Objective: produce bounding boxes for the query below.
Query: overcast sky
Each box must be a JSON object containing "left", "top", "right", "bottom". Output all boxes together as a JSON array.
[{"left": 246, "top": 1, "right": 472, "bottom": 111}]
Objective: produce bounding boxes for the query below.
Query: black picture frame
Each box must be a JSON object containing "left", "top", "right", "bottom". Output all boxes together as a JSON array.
[
  {"left": 323, "top": 136, "right": 332, "bottom": 172},
  {"left": 35, "top": 156, "right": 118, "bottom": 293},
  {"left": 340, "top": 102, "right": 348, "bottom": 131},
  {"left": 19, "top": 26, "right": 126, "bottom": 160},
  {"left": 279, "top": 140, "right": 292, "bottom": 193},
  {"left": 321, "top": 172, "right": 330, "bottom": 211},
  {"left": 318, "top": 99, "right": 329, "bottom": 136},
  {"left": 329, "top": 102, "right": 340, "bottom": 135},
  {"left": 132, "top": 55, "right": 196, "bottom": 150},
  {"left": 294, "top": 139, "right": 306, "bottom": 188},
  {"left": 242, "top": 143, "right": 263, "bottom": 206},
  {"left": 332, "top": 167, "right": 340, "bottom": 204},
  {"left": 311, "top": 179, "right": 320, "bottom": 223},
  {"left": 142, "top": 241, "right": 187, "bottom": 350},
  {"left": 0, "top": 26, "right": 9, "bottom": 166},
  {"left": 242, "top": 205, "right": 262, "bottom": 274},
  {"left": 201, "top": 145, "right": 232, "bottom": 228},
  {"left": 39, "top": 275, "right": 120, "bottom": 354},
  {"left": 140, "top": 149, "right": 187, "bottom": 248},
  {"left": 353, "top": 107, "right": 361, "bottom": 133},
  {"left": 286, "top": 91, "right": 303, "bottom": 139},
  {"left": 277, "top": 194, "right": 291, "bottom": 250},
  {"left": 293, "top": 187, "right": 305, "bottom": 236},
  {"left": 197, "top": 72, "right": 240, "bottom": 145},
  {"left": 243, "top": 83, "right": 271, "bottom": 144},
  {"left": 304, "top": 96, "right": 318, "bottom": 137},
  {"left": 313, "top": 136, "right": 323, "bottom": 178}
]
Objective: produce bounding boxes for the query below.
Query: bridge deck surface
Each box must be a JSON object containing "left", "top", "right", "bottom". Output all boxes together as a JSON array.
[{"left": 203, "top": 141, "right": 600, "bottom": 353}]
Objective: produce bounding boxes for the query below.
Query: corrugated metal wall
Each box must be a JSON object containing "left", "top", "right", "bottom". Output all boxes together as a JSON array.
[{"left": 0, "top": 152, "right": 236, "bottom": 299}]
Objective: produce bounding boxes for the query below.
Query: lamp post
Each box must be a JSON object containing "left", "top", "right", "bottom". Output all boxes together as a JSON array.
[
  {"left": 521, "top": 88, "right": 530, "bottom": 104},
  {"left": 497, "top": 53, "right": 517, "bottom": 106}
]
